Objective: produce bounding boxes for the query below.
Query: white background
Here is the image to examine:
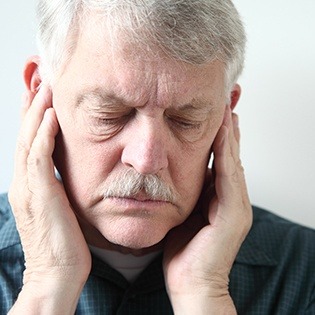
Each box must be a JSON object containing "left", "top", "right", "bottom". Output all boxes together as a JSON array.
[{"left": 0, "top": 1, "right": 314, "bottom": 228}]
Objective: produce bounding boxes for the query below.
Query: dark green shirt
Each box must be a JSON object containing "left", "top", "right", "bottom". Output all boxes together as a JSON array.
[{"left": 0, "top": 193, "right": 314, "bottom": 314}]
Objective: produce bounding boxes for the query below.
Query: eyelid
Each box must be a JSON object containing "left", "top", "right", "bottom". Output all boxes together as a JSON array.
[
  {"left": 94, "top": 109, "right": 134, "bottom": 123},
  {"left": 166, "top": 114, "right": 203, "bottom": 130},
  {"left": 165, "top": 110, "right": 203, "bottom": 121},
  {"left": 86, "top": 112, "right": 132, "bottom": 139},
  {"left": 90, "top": 105, "right": 134, "bottom": 116},
  {"left": 174, "top": 120, "right": 202, "bottom": 129}
]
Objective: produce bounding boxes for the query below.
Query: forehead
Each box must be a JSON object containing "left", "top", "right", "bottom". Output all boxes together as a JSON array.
[{"left": 59, "top": 16, "right": 227, "bottom": 109}]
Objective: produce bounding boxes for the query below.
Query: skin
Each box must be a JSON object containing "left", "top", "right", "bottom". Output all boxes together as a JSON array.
[
  {"left": 8, "top": 19, "right": 252, "bottom": 314},
  {"left": 52, "top": 51, "right": 227, "bottom": 251}
]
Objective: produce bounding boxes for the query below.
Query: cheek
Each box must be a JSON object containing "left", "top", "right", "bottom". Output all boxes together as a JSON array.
[
  {"left": 54, "top": 113, "right": 121, "bottom": 208},
  {"left": 170, "top": 115, "right": 222, "bottom": 214},
  {"left": 170, "top": 141, "right": 212, "bottom": 214}
]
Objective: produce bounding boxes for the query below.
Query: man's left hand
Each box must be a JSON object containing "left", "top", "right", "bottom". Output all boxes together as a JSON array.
[{"left": 163, "top": 107, "right": 252, "bottom": 314}]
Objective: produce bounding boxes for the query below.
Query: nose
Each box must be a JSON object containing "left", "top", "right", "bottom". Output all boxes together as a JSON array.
[{"left": 121, "top": 118, "right": 169, "bottom": 175}]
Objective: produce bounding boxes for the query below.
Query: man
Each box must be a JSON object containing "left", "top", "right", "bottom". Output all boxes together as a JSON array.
[{"left": 0, "top": 0, "right": 314, "bottom": 314}]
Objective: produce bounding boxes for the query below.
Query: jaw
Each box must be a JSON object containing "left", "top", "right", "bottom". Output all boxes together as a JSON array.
[{"left": 75, "top": 201, "right": 186, "bottom": 255}]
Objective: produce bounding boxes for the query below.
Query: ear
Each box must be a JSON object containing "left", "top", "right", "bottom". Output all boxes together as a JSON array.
[
  {"left": 229, "top": 84, "right": 241, "bottom": 111},
  {"left": 23, "top": 55, "right": 42, "bottom": 97}
]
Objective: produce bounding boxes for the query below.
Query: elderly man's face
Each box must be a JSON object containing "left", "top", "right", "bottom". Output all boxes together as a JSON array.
[{"left": 51, "top": 22, "right": 228, "bottom": 251}]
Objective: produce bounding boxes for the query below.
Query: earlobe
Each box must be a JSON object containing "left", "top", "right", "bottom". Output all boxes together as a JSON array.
[
  {"left": 229, "top": 84, "right": 241, "bottom": 111},
  {"left": 23, "top": 56, "right": 42, "bottom": 95}
]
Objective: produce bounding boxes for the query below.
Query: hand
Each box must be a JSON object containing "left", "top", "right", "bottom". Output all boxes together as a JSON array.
[
  {"left": 8, "top": 86, "right": 91, "bottom": 314},
  {"left": 163, "top": 107, "right": 253, "bottom": 314}
]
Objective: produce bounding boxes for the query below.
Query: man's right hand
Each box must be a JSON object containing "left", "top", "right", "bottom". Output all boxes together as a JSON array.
[{"left": 8, "top": 85, "right": 91, "bottom": 314}]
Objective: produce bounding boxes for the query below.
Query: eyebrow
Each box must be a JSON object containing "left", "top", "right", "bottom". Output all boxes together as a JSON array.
[
  {"left": 76, "top": 88, "right": 130, "bottom": 109},
  {"left": 177, "top": 100, "right": 214, "bottom": 112},
  {"left": 76, "top": 87, "right": 214, "bottom": 114},
  {"left": 166, "top": 98, "right": 215, "bottom": 120}
]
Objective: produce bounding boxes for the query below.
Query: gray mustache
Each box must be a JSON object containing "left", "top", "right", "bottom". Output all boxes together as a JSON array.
[{"left": 103, "top": 169, "right": 176, "bottom": 203}]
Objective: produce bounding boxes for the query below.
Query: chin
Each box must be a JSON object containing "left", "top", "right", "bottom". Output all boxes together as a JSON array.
[
  {"left": 98, "top": 217, "right": 171, "bottom": 251},
  {"left": 81, "top": 199, "right": 185, "bottom": 252}
]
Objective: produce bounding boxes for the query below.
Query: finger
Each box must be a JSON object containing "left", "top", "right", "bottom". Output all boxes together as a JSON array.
[
  {"left": 214, "top": 107, "right": 235, "bottom": 178},
  {"left": 14, "top": 85, "right": 52, "bottom": 180},
  {"left": 229, "top": 112, "right": 251, "bottom": 206},
  {"left": 212, "top": 108, "right": 241, "bottom": 206},
  {"left": 27, "top": 108, "right": 60, "bottom": 190},
  {"left": 229, "top": 113, "right": 240, "bottom": 160},
  {"left": 21, "top": 85, "right": 52, "bottom": 146},
  {"left": 21, "top": 92, "right": 30, "bottom": 120},
  {"left": 210, "top": 108, "right": 252, "bottom": 233},
  {"left": 20, "top": 89, "right": 37, "bottom": 121},
  {"left": 232, "top": 113, "right": 240, "bottom": 143},
  {"left": 225, "top": 110, "right": 246, "bottom": 190}
]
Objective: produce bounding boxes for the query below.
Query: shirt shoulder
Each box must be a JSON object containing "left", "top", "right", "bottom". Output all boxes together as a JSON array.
[
  {"left": 252, "top": 206, "right": 315, "bottom": 258},
  {"left": 232, "top": 206, "right": 315, "bottom": 314},
  {"left": 237, "top": 205, "right": 315, "bottom": 265},
  {"left": 0, "top": 193, "right": 20, "bottom": 249}
]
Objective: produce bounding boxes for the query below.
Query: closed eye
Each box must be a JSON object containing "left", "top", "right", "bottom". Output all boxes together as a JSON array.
[
  {"left": 172, "top": 119, "right": 202, "bottom": 130},
  {"left": 166, "top": 115, "right": 203, "bottom": 130},
  {"left": 95, "top": 115, "right": 130, "bottom": 126},
  {"left": 94, "top": 109, "right": 135, "bottom": 125},
  {"left": 86, "top": 109, "right": 135, "bottom": 138}
]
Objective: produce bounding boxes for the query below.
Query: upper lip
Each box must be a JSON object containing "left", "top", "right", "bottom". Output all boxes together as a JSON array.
[{"left": 132, "top": 191, "right": 152, "bottom": 201}]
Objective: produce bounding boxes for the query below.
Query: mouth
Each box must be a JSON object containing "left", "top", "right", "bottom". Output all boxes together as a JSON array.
[
  {"left": 101, "top": 197, "right": 171, "bottom": 218},
  {"left": 124, "top": 191, "right": 169, "bottom": 202},
  {"left": 104, "top": 189, "right": 173, "bottom": 203},
  {"left": 103, "top": 190, "right": 175, "bottom": 213},
  {"left": 95, "top": 188, "right": 182, "bottom": 219},
  {"left": 107, "top": 195, "right": 171, "bottom": 205}
]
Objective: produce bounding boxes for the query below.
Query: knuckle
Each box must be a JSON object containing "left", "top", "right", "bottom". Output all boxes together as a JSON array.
[
  {"left": 27, "top": 151, "right": 42, "bottom": 169},
  {"left": 27, "top": 148, "right": 44, "bottom": 183},
  {"left": 231, "top": 169, "right": 239, "bottom": 184},
  {"left": 16, "top": 135, "right": 31, "bottom": 155},
  {"left": 233, "top": 159, "right": 245, "bottom": 182},
  {"left": 237, "top": 160, "right": 245, "bottom": 173}
]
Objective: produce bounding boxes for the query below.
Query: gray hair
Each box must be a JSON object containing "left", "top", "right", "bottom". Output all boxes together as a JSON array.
[{"left": 36, "top": 0, "right": 246, "bottom": 92}]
